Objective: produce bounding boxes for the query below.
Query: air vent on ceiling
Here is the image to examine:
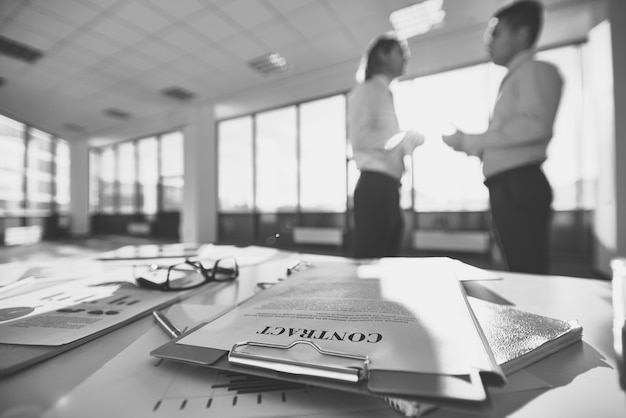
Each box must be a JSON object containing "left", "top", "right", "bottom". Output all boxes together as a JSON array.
[
  {"left": 248, "top": 52, "right": 289, "bottom": 76},
  {"left": 104, "top": 108, "right": 131, "bottom": 120},
  {"left": 390, "top": 0, "right": 446, "bottom": 40},
  {"left": 0, "top": 35, "right": 44, "bottom": 63},
  {"left": 162, "top": 86, "right": 196, "bottom": 102},
  {"left": 62, "top": 123, "right": 85, "bottom": 133}
]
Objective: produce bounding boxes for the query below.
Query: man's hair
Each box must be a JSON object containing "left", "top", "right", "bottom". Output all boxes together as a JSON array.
[{"left": 494, "top": 0, "right": 544, "bottom": 47}]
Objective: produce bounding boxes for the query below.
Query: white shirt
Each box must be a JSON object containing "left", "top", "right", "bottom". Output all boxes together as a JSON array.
[
  {"left": 462, "top": 50, "right": 563, "bottom": 179},
  {"left": 347, "top": 74, "right": 411, "bottom": 181}
]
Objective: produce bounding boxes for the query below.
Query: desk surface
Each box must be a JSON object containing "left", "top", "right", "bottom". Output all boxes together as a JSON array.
[{"left": 0, "top": 251, "right": 625, "bottom": 418}]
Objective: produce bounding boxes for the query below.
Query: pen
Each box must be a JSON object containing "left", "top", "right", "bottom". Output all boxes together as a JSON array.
[{"left": 152, "top": 310, "right": 182, "bottom": 339}]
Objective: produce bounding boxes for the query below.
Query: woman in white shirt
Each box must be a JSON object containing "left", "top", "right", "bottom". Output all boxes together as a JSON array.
[{"left": 348, "top": 33, "right": 424, "bottom": 258}]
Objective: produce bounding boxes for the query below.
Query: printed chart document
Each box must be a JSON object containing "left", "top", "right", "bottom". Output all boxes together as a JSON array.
[
  {"left": 153, "top": 258, "right": 505, "bottom": 404},
  {"left": 0, "top": 267, "right": 202, "bottom": 375}
]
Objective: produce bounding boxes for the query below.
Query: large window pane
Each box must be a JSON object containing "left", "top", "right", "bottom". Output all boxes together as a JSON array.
[
  {"left": 300, "top": 96, "right": 347, "bottom": 211},
  {"left": 218, "top": 117, "right": 253, "bottom": 212},
  {"left": 255, "top": 107, "right": 297, "bottom": 212},
  {"left": 137, "top": 137, "right": 158, "bottom": 215},
  {"left": 394, "top": 64, "right": 494, "bottom": 211},
  {"left": 117, "top": 141, "right": 136, "bottom": 214},
  {"left": 538, "top": 46, "right": 588, "bottom": 210},
  {"left": 160, "top": 131, "right": 184, "bottom": 211},
  {"left": 0, "top": 115, "right": 25, "bottom": 216},
  {"left": 89, "top": 150, "right": 100, "bottom": 213},
  {"left": 100, "top": 148, "right": 116, "bottom": 213},
  {"left": 55, "top": 139, "right": 70, "bottom": 214},
  {"left": 26, "top": 128, "right": 54, "bottom": 216}
]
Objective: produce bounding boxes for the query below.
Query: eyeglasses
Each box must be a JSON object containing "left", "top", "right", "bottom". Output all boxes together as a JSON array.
[{"left": 133, "top": 257, "right": 239, "bottom": 291}]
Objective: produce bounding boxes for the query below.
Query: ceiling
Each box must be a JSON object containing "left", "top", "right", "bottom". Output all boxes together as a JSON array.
[{"left": 0, "top": 0, "right": 589, "bottom": 141}]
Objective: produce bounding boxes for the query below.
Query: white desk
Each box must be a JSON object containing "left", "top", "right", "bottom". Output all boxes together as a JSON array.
[{"left": 0, "top": 252, "right": 625, "bottom": 417}]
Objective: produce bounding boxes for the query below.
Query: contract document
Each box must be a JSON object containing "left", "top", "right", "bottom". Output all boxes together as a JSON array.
[{"left": 154, "top": 257, "right": 505, "bottom": 404}]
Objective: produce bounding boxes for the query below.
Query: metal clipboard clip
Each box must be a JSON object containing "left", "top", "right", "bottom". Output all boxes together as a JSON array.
[{"left": 228, "top": 340, "right": 370, "bottom": 383}]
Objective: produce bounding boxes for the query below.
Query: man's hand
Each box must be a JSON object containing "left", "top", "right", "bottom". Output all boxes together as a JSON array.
[{"left": 442, "top": 130, "right": 465, "bottom": 151}]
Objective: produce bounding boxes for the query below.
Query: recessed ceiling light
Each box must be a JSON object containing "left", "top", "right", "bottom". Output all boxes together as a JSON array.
[
  {"left": 248, "top": 52, "right": 289, "bottom": 76},
  {"left": 62, "top": 123, "right": 85, "bottom": 132},
  {"left": 104, "top": 108, "right": 131, "bottom": 119},
  {"left": 0, "top": 35, "right": 44, "bottom": 63},
  {"left": 162, "top": 86, "right": 196, "bottom": 102},
  {"left": 390, "top": 0, "right": 446, "bottom": 40}
]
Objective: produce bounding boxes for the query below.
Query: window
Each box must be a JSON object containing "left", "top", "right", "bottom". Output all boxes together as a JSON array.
[
  {"left": 393, "top": 44, "right": 590, "bottom": 212},
  {"left": 538, "top": 46, "right": 592, "bottom": 210},
  {"left": 137, "top": 137, "right": 158, "bottom": 215},
  {"left": 26, "top": 128, "right": 54, "bottom": 216},
  {"left": 299, "top": 96, "right": 347, "bottom": 211},
  {"left": 0, "top": 115, "right": 25, "bottom": 216},
  {"left": 89, "top": 150, "right": 100, "bottom": 213},
  {"left": 99, "top": 147, "right": 116, "bottom": 213},
  {"left": 255, "top": 106, "right": 298, "bottom": 212},
  {"left": 394, "top": 64, "right": 498, "bottom": 211},
  {"left": 89, "top": 130, "right": 184, "bottom": 214},
  {"left": 218, "top": 117, "right": 254, "bottom": 212},
  {"left": 55, "top": 139, "right": 70, "bottom": 214},
  {"left": 160, "top": 131, "right": 184, "bottom": 211},
  {"left": 117, "top": 141, "right": 136, "bottom": 214}
]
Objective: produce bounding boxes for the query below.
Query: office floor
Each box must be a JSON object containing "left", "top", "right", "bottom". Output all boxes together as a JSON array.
[{"left": 0, "top": 235, "right": 606, "bottom": 280}]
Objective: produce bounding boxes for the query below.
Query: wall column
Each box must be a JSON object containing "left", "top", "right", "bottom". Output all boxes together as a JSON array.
[
  {"left": 69, "top": 139, "right": 90, "bottom": 236},
  {"left": 611, "top": 0, "right": 626, "bottom": 261},
  {"left": 180, "top": 102, "right": 217, "bottom": 243}
]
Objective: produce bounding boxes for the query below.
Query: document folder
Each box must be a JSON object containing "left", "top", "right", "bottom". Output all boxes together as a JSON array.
[{"left": 151, "top": 258, "right": 506, "bottom": 406}]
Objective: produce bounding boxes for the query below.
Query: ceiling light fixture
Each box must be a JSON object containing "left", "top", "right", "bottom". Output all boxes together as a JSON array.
[
  {"left": 162, "top": 86, "right": 196, "bottom": 102},
  {"left": 104, "top": 108, "right": 131, "bottom": 120},
  {"left": 0, "top": 35, "right": 44, "bottom": 63},
  {"left": 389, "top": 0, "right": 446, "bottom": 40},
  {"left": 248, "top": 52, "right": 289, "bottom": 76}
]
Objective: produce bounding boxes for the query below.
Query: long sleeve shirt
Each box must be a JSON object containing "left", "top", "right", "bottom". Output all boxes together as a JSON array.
[
  {"left": 462, "top": 50, "right": 563, "bottom": 179},
  {"left": 347, "top": 74, "right": 409, "bottom": 181}
]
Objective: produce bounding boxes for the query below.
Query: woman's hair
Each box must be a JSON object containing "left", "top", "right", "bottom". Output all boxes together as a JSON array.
[{"left": 356, "top": 33, "right": 405, "bottom": 82}]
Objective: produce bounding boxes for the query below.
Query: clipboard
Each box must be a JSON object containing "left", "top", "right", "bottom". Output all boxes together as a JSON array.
[{"left": 151, "top": 258, "right": 507, "bottom": 406}]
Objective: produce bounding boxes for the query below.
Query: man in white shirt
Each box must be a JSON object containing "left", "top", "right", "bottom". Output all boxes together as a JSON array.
[
  {"left": 443, "top": 0, "right": 563, "bottom": 274},
  {"left": 348, "top": 34, "right": 424, "bottom": 258}
]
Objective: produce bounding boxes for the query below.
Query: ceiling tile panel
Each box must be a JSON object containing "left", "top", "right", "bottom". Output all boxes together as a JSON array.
[
  {"left": 67, "top": 30, "right": 127, "bottom": 58},
  {"left": 310, "top": 30, "right": 359, "bottom": 63},
  {"left": 107, "top": 49, "right": 158, "bottom": 75},
  {"left": 115, "top": 1, "right": 174, "bottom": 34},
  {"left": 167, "top": 56, "right": 211, "bottom": 80},
  {"left": 158, "top": 26, "right": 208, "bottom": 54},
  {"left": 252, "top": 21, "right": 302, "bottom": 50},
  {"left": 82, "top": 0, "right": 124, "bottom": 10},
  {"left": 51, "top": 43, "right": 105, "bottom": 70},
  {"left": 218, "top": 0, "right": 274, "bottom": 29},
  {"left": 91, "top": 15, "right": 147, "bottom": 48},
  {"left": 285, "top": 3, "right": 340, "bottom": 38},
  {"left": 219, "top": 33, "right": 266, "bottom": 61},
  {"left": 194, "top": 45, "right": 240, "bottom": 70},
  {"left": 33, "top": 0, "right": 101, "bottom": 27},
  {"left": 149, "top": 0, "right": 206, "bottom": 20},
  {"left": 0, "top": 0, "right": 23, "bottom": 22},
  {"left": 12, "top": 5, "right": 77, "bottom": 40},
  {"left": 132, "top": 37, "right": 184, "bottom": 63},
  {"left": 186, "top": 10, "right": 237, "bottom": 42},
  {"left": 1, "top": 20, "right": 59, "bottom": 50},
  {"left": 0, "top": 56, "right": 28, "bottom": 78},
  {"left": 264, "top": 0, "right": 317, "bottom": 15},
  {"left": 327, "top": 0, "right": 386, "bottom": 23}
]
